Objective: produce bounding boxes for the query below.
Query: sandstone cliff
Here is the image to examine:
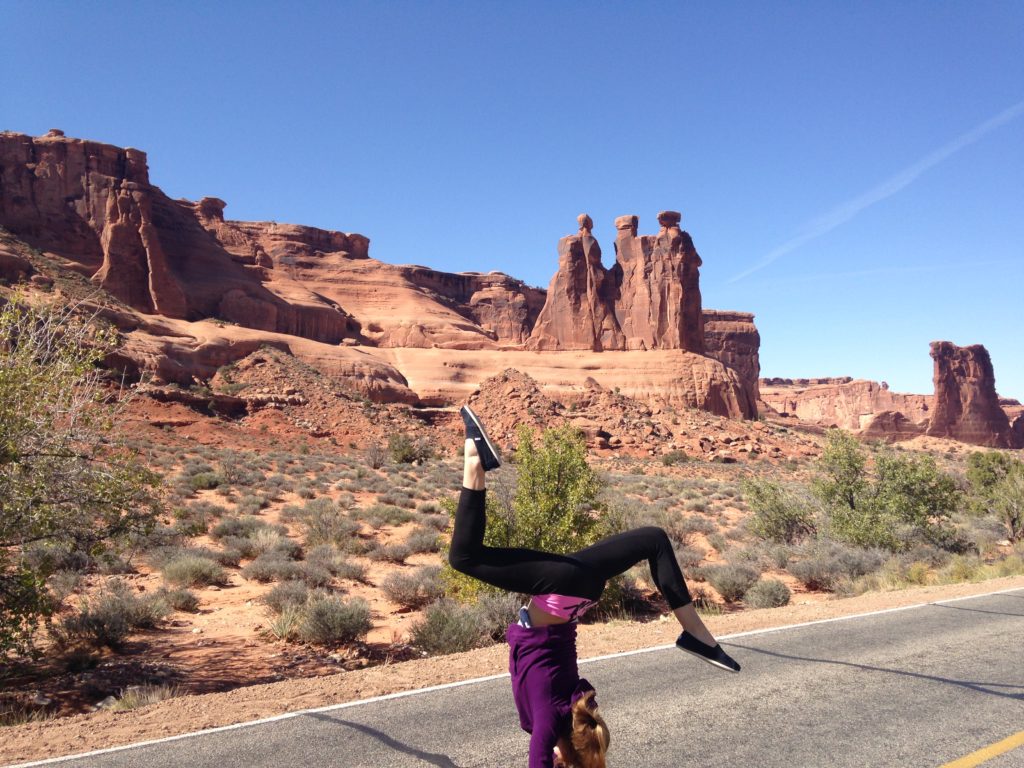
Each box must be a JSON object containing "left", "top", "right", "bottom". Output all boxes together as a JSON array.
[
  {"left": 0, "top": 130, "right": 760, "bottom": 419},
  {"left": 759, "top": 377, "right": 931, "bottom": 431},
  {"left": 925, "top": 341, "right": 1014, "bottom": 448}
]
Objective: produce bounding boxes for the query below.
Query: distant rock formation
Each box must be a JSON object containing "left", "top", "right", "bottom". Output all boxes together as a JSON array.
[
  {"left": 759, "top": 378, "right": 931, "bottom": 430},
  {"left": 925, "top": 341, "right": 1014, "bottom": 447},
  {"left": 527, "top": 212, "right": 705, "bottom": 353},
  {"left": 703, "top": 310, "right": 760, "bottom": 409},
  {"left": 859, "top": 411, "right": 926, "bottom": 442}
]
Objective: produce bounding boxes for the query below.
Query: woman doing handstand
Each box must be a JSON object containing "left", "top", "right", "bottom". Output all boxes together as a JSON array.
[{"left": 449, "top": 407, "right": 740, "bottom": 768}]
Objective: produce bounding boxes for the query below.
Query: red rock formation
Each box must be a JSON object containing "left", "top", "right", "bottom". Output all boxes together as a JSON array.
[
  {"left": 527, "top": 214, "right": 623, "bottom": 351},
  {"left": 527, "top": 212, "right": 706, "bottom": 354},
  {"left": 925, "top": 341, "right": 1013, "bottom": 447},
  {"left": 703, "top": 310, "right": 760, "bottom": 407},
  {"left": 0, "top": 130, "right": 188, "bottom": 316},
  {"left": 759, "top": 378, "right": 931, "bottom": 430},
  {"left": 859, "top": 411, "right": 926, "bottom": 442}
]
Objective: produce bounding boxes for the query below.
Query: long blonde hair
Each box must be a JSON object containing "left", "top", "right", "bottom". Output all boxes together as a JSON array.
[{"left": 558, "top": 690, "right": 610, "bottom": 768}]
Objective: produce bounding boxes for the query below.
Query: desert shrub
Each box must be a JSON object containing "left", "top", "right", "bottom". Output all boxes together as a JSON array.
[
  {"left": 813, "top": 430, "right": 960, "bottom": 551},
  {"left": 387, "top": 434, "right": 434, "bottom": 464},
  {"left": 299, "top": 596, "right": 372, "bottom": 645},
  {"left": 381, "top": 566, "right": 445, "bottom": 610},
  {"left": 188, "top": 472, "right": 223, "bottom": 492},
  {"left": 161, "top": 555, "right": 227, "bottom": 588},
  {"left": 263, "top": 581, "right": 310, "bottom": 614},
  {"left": 684, "top": 499, "right": 708, "bottom": 513},
  {"left": 379, "top": 490, "right": 417, "bottom": 509},
  {"left": 210, "top": 516, "right": 286, "bottom": 541},
  {"left": 54, "top": 581, "right": 169, "bottom": 650},
  {"left": 108, "top": 684, "right": 182, "bottom": 712},
  {"left": 475, "top": 592, "right": 521, "bottom": 642},
  {"left": 405, "top": 527, "right": 441, "bottom": 554},
  {"left": 788, "top": 556, "right": 838, "bottom": 591},
  {"left": 965, "top": 451, "right": 1019, "bottom": 516},
  {"left": 788, "top": 541, "right": 884, "bottom": 591},
  {"left": 419, "top": 512, "right": 450, "bottom": 531},
  {"left": 417, "top": 500, "right": 444, "bottom": 515},
  {"left": 706, "top": 533, "right": 728, "bottom": 553},
  {"left": 47, "top": 570, "right": 84, "bottom": 605},
  {"left": 744, "top": 579, "right": 791, "bottom": 609},
  {"left": 673, "top": 543, "right": 707, "bottom": 570},
  {"left": 743, "top": 479, "right": 817, "bottom": 544},
  {"left": 661, "top": 450, "right": 689, "bottom": 466},
  {"left": 161, "top": 587, "right": 200, "bottom": 612},
  {"left": 268, "top": 605, "right": 303, "bottom": 641},
  {"left": 242, "top": 555, "right": 332, "bottom": 586},
  {"left": 235, "top": 495, "right": 268, "bottom": 516},
  {"left": 299, "top": 499, "right": 361, "bottom": 547},
  {"left": 410, "top": 599, "right": 489, "bottom": 654},
  {"left": 360, "top": 504, "right": 415, "bottom": 527},
  {"left": 704, "top": 564, "right": 760, "bottom": 602},
  {"left": 171, "top": 506, "right": 212, "bottom": 537},
  {"left": 367, "top": 542, "right": 411, "bottom": 564}
]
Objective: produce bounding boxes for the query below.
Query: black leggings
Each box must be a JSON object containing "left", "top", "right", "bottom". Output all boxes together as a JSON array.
[{"left": 448, "top": 488, "right": 692, "bottom": 609}]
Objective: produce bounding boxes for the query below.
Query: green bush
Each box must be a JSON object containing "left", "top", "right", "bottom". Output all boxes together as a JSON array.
[
  {"left": 444, "top": 424, "right": 608, "bottom": 601},
  {"left": 381, "top": 566, "right": 445, "bottom": 610},
  {"left": 813, "top": 430, "right": 961, "bottom": 551},
  {"left": 1, "top": 300, "right": 161, "bottom": 656},
  {"left": 299, "top": 596, "right": 372, "bottom": 646},
  {"left": 991, "top": 465, "right": 1024, "bottom": 542},
  {"left": 210, "top": 516, "right": 286, "bottom": 541},
  {"left": 704, "top": 563, "right": 760, "bottom": 602},
  {"left": 661, "top": 450, "right": 689, "bottom": 466},
  {"left": 744, "top": 579, "right": 791, "bottom": 609},
  {"left": 188, "top": 472, "right": 223, "bottom": 492},
  {"left": 410, "top": 599, "right": 489, "bottom": 654},
  {"left": 161, "top": 555, "right": 227, "bottom": 588},
  {"left": 387, "top": 434, "right": 434, "bottom": 464},
  {"left": 743, "top": 479, "right": 817, "bottom": 544}
]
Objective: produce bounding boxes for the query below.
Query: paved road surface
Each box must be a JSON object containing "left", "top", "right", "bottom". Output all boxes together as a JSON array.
[{"left": 13, "top": 588, "right": 1024, "bottom": 768}]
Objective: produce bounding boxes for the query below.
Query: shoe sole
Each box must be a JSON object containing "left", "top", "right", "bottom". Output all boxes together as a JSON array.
[
  {"left": 676, "top": 644, "right": 741, "bottom": 673},
  {"left": 461, "top": 406, "right": 501, "bottom": 470}
]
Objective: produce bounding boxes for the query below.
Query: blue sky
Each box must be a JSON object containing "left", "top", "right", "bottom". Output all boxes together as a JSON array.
[{"left": 3, "top": 1, "right": 1022, "bottom": 398}]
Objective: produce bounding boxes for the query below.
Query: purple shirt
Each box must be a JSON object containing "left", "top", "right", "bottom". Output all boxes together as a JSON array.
[{"left": 507, "top": 622, "right": 596, "bottom": 768}]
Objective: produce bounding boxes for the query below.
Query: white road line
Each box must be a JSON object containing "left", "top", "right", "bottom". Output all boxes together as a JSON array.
[{"left": 6, "top": 585, "right": 1022, "bottom": 768}]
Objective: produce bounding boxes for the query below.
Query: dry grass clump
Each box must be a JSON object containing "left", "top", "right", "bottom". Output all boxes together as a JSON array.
[{"left": 381, "top": 566, "right": 444, "bottom": 610}]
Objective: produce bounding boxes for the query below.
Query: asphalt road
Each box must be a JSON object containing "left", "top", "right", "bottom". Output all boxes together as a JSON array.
[{"left": 13, "top": 588, "right": 1024, "bottom": 768}]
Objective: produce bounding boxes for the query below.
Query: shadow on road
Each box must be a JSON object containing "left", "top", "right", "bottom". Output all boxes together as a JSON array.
[
  {"left": 931, "top": 602, "right": 1024, "bottom": 618},
  {"left": 725, "top": 644, "right": 1024, "bottom": 702},
  {"left": 304, "top": 713, "right": 465, "bottom": 767}
]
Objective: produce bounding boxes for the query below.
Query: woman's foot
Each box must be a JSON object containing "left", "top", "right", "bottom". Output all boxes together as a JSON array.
[
  {"left": 460, "top": 405, "right": 501, "bottom": 471},
  {"left": 676, "top": 631, "right": 741, "bottom": 673}
]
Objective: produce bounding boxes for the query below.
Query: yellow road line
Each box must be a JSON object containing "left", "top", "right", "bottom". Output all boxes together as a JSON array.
[{"left": 940, "top": 731, "right": 1024, "bottom": 768}]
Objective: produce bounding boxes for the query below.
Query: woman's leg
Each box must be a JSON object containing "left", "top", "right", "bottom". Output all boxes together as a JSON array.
[
  {"left": 573, "top": 526, "right": 717, "bottom": 647},
  {"left": 449, "top": 440, "right": 592, "bottom": 596}
]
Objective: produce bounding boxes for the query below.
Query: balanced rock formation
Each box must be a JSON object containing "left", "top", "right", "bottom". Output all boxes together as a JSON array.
[
  {"left": 527, "top": 214, "right": 624, "bottom": 351},
  {"left": 612, "top": 211, "right": 704, "bottom": 353},
  {"left": 925, "top": 341, "right": 1014, "bottom": 447},
  {"left": 526, "top": 212, "right": 705, "bottom": 353}
]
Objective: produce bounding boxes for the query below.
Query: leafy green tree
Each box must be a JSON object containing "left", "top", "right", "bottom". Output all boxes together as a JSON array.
[
  {"left": 812, "top": 429, "right": 961, "bottom": 551},
  {"left": 965, "top": 450, "right": 1021, "bottom": 518},
  {"left": 444, "top": 424, "right": 606, "bottom": 599},
  {"left": 743, "top": 479, "right": 817, "bottom": 544},
  {"left": 1, "top": 297, "right": 161, "bottom": 657},
  {"left": 991, "top": 465, "right": 1024, "bottom": 542}
]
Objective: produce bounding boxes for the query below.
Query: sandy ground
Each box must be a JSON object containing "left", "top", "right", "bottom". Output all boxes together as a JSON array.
[{"left": 4, "top": 575, "right": 1023, "bottom": 766}]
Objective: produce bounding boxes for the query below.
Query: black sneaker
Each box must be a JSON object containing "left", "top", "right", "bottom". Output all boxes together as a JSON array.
[
  {"left": 460, "top": 405, "right": 501, "bottom": 471},
  {"left": 676, "top": 631, "right": 741, "bottom": 673}
]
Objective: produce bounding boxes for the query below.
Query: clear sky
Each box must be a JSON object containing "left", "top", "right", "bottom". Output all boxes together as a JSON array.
[{"left": 3, "top": 1, "right": 1022, "bottom": 398}]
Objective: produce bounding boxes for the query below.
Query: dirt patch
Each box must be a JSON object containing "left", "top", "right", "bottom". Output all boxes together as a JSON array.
[{"left": 4, "top": 575, "right": 1022, "bottom": 766}]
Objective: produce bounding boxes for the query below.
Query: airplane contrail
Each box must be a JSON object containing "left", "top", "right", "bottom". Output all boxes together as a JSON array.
[{"left": 728, "top": 99, "right": 1024, "bottom": 284}]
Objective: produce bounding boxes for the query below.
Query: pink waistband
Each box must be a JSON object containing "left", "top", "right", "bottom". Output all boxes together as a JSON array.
[{"left": 531, "top": 593, "right": 598, "bottom": 621}]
